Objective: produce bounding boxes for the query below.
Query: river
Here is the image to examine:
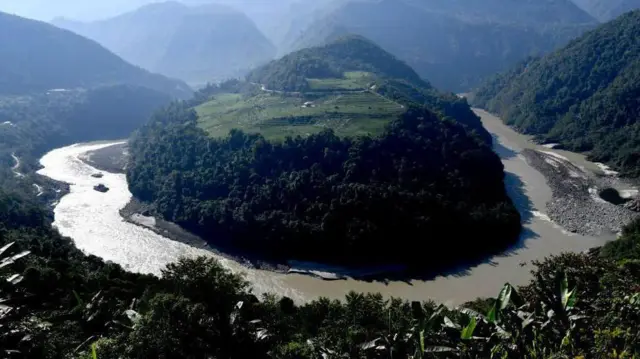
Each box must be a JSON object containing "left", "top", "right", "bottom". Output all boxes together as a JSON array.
[{"left": 36, "top": 110, "right": 612, "bottom": 306}]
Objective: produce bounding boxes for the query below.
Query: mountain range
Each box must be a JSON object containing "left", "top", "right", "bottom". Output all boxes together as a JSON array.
[
  {"left": 52, "top": 1, "right": 277, "bottom": 85},
  {"left": 127, "top": 35, "right": 520, "bottom": 271},
  {"left": 472, "top": 10, "right": 640, "bottom": 176},
  {"left": 280, "top": 0, "right": 597, "bottom": 92},
  {"left": 0, "top": 11, "right": 190, "bottom": 97}
]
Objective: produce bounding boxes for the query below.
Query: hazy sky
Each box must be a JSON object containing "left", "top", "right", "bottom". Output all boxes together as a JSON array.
[
  {"left": 0, "top": 0, "right": 296, "bottom": 21},
  {"left": 0, "top": 0, "right": 159, "bottom": 21}
]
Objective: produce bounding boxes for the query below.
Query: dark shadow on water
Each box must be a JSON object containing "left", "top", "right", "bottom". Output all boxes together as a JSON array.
[
  {"left": 504, "top": 171, "right": 535, "bottom": 225},
  {"left": 492, "top": 134, "right": 518, "bottom": 160},
  {"left": 346, "top": 170, "right": 540, "bottom": 285},
  {"left": 119, "top": 136, "right": 541, "bottom": 287}
]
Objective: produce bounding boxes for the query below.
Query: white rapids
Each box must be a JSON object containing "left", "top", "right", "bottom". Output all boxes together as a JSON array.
[
  {"left": 37, "top": 142, "right": 304, "bottom": 301},
  {"left": 36, "top": 109, "right": 614, "bottom": 305}
]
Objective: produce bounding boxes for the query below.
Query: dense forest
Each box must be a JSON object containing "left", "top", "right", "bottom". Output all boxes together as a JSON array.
[
  {"left": 127, "top": 94, "right": 520, "bottom": 270},
  {"left": 235, "top": 36, "right": 491, "bottom": 144},
  {"left": 472, "top": 10, "right": 640, "bottom": 177},
  {"left": 0, "top": 85, "right": 171, "bottom": 177},
  {"left": 247, "top": 35, "right": 427, "bottom": 92},
  {"left": 1, "top": 178, "right": 639, "bottom": 357},
  {"left": 0, "top": 11, "right": 190, "bottom": 97}
]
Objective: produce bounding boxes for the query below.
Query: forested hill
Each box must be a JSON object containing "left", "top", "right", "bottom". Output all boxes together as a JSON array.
[
  {"left": 284, "top": 0, "right": 596, "bottom": 92},
  {"left": 248, "top": 35, "right": 427, "bottom": 92},
  {"left": 0, "top": 11, "right": 190, "bottom": 97},
  {"left": 0, "top": 85, "right": 172, "bottom": 196},
  {"left": 52, "top": 1, "right": 276, "bottom": 85},
  {"left": 127, "top": 74, "right": 521, "bottom": 271},
  {"left": 236, "top": 36, "right": 489, "bottom": 143},
  {"left": 471, "top": 10, "right": 640, "bottom": 177}
]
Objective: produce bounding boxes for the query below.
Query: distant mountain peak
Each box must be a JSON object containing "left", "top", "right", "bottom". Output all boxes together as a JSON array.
[
  {"left": 0, "top": 10, "right": 190, "bottom": 97},
  {"left": 51, "top": 2, "right": 276, "bottom": 86}
]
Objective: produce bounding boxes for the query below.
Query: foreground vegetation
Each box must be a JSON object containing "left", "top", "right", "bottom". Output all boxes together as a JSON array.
[
  {"left": 1, "top": 182, "right": 639, "bottom": 357},
  {"left": 472, "top": 10, "right": 640, "bottom": 177}
]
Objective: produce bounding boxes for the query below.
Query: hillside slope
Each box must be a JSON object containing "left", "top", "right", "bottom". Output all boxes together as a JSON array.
[
  {"left": 0, "top": 11, "right": 189, "bottom": 97},
  {"left": 126, "top": 36, "right": 520, "bottom": 271},
  {"left": 52, "top": 2, "right": 276, "bottom": 85},
  {"left": 472, "top": 11, "right": 640, "bottom": 177},
  {"left": 242, "top": 36, "right": 489, "bottom": 142},
  {"left": 404, "top": 0, "right": 596, "bottom": 25},
  {"left": 571, "top": 0, "right": 640, "bottom": 21},
  {"left": 0, "top": 85, "right": 172, "bottom": 176},
  {"left": 285, "top": 0, "right": 596, "bottom": 92}
]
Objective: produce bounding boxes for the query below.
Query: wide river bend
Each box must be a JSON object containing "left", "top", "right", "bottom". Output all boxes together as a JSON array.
[{"left": 36, "top": 110, "right": 612, "bottom": 305}]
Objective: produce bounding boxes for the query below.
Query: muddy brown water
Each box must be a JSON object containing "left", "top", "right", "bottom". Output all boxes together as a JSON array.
[{"left": 37, "top": 110, "right": 611, "bottom": 305}]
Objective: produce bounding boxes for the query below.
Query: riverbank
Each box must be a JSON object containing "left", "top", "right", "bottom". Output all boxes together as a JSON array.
[
  {"left": 472, "top": 107, "right": 638, "bottom": 237},
  {"left": 522, "top": 149, "right": 638, "bottom": 236},
  {"left": 41, "top": 110, "right": 619, "bottom": 306},
  {"left": 80, "top": 143, "right": 412, "bottom": 280},
  {"left": 118, "top": 198, "right": 291, "bottom": 273},
  {"left": 118, "top": 197, "right": 408, "bottom": 280},
  {"left": 78, "top": 144, "right": 281, "bottom": 271}
]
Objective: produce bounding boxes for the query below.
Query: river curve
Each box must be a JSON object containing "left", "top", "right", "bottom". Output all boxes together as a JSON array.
[{"left": 36, "top": 110, "right": 612, "bottom": 306}]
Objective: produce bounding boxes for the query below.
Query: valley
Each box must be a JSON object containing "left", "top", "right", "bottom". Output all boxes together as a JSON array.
[
  {"left": 36, "top": 109, "right": 618, "bottom": 307},
  {"left": 1, "top": 2, "right": 640, "bottom": 357}
]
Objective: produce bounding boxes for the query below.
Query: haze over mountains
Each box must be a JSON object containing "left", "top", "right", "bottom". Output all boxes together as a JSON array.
[
  {"left": 283, "top": 0, "right": 598, "bottom": 91},
  {"left": 571, "top": 0, "right": 640, "bottom": 21},
  {"left": 39, "top": 0, "right": 610, "bottom": 92},
  {"left": 52, "top": 1, "right": 276, "bottom": 85},
  {"left": 0, "top": 11, "right": 189, "bottom": 97},
  {"left": 2, "top": 0, "right": 640, "bottom": 357}
]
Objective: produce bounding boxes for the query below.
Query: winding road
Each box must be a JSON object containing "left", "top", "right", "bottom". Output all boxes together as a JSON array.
[{"left": 11, "top": 153, "right": 24, "bottom": 178}]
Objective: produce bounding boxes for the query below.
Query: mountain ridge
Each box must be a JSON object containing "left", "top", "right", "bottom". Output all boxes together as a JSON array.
[
  {"left": 471, "top": 10, "right": 640, "bottom": 177},
  {"left": 0, "top": 11, "right": 190, "bottom": 97},
  {"left": 284, "top": 0, "right": 597, "bottom": 92},
  {"left": 571, "top": 0, "right": 640, "bottom": 21},
  {"left": 52, "top": 1, "right": 276, "bottom": 85}
]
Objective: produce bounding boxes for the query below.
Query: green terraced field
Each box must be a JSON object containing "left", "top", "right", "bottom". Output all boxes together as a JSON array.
[
  {"left": 196, "top": 90, "right": 405, "bottom": 140},
  {"left": 306, "top": 71, "right": 375, "bottom": 91}
]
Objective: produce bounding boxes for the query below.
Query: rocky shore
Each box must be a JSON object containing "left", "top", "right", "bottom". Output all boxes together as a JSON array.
[
  {"left": 522, "top": 149, "right": 639, "bottom": 236},
  {"left": 79, "top": 142, "right": 408, "bottom": 280},
  {"left": 118, "top": 198, "right": 289, "bottom": 271}
]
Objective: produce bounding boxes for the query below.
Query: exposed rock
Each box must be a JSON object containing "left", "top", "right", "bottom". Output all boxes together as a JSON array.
[
  {"left": 624, "top": 197, "right": 640, "bottom": 212},
  {"left": 93, "top": 184, "right": 109, "bottom": 193},
  {"left": 522, "top": 149, "right": 639, "bottom": 237}
]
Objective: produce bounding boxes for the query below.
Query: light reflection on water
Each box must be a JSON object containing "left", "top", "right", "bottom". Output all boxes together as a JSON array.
[{"left": 36, "top": 111, "right": 611, "bottom": 305}]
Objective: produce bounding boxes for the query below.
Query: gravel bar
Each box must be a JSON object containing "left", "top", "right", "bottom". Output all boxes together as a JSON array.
[{"left": 522, "top": 149, "right": 638, "bottom": 236}]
